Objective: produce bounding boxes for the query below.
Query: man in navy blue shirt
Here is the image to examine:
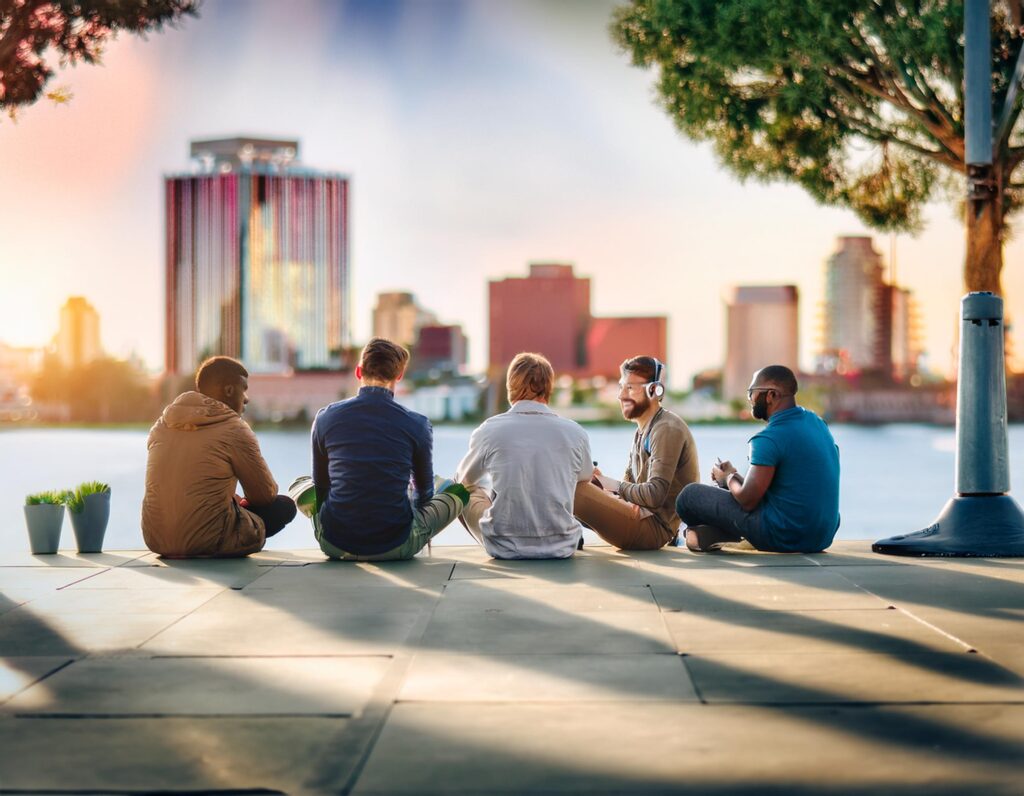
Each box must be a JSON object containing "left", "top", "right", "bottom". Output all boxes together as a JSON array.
[
  {"left": 676, "top": 365, "right": 840, "bottom": 553},
  {"left": 307, "top": 338, "right": 467, "bottom": 560}
]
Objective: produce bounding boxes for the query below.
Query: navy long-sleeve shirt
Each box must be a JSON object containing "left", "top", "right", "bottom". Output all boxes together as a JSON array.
[{"left": 312, "top": 386, "right": 434, "bottom": 555}]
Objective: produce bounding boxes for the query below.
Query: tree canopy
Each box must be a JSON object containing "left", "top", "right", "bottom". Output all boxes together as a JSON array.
[
  {"left": 0, "top": 0, "right": 198, "bottom": 118},
  {"left": 612, "top": 0, "right": 1024, "bottom": 291}
]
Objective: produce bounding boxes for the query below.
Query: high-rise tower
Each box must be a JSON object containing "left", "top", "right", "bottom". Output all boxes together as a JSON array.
[{"left": 165, "top": 137, "right": 349, "bottom": 375}]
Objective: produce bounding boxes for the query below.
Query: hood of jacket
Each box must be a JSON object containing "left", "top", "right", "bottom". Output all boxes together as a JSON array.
[{"left": 160, "top": 391, "right": 240, "bottom": 431}]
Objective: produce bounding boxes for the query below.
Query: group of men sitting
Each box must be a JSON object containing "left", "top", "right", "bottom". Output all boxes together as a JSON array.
[{"left": 141, "top": 338, "right": 841, "bottom": 560}]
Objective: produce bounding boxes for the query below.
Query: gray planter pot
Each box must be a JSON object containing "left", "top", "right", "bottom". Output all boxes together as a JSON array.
[
  {"left": 24, "top": 504, "right": 65, "bottom": 555},
  {"left": 69, "top": 492, "right": 111, "bottom": 553}
]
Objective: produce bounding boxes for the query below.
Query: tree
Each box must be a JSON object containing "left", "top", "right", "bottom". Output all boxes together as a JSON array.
[
  {"left": 0, "top": 0, "right": 198, "bottom": 118},
  {"left": 611, "top": 0, "right": 1024, "bottom": 294}
]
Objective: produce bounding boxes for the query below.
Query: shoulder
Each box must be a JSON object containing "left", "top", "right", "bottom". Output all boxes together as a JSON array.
[{"left": 656, "top": 410, "right": 691, "bottom": 436}]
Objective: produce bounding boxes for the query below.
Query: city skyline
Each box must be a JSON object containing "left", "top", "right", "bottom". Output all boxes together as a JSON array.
[{"left": 1, "top": 0, "right": 1023, "bottom": 386}]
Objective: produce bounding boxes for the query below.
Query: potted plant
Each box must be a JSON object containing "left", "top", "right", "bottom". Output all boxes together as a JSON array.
[
  {"left": 24, "top": 491, "right": 67, "bottom": 555},
  {"left": 67, "top": 482, "right": 111, "bottom": 553}
]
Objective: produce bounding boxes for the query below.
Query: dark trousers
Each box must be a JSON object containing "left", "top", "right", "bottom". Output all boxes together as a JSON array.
[
  {"left": 246, "top": 495, "right": 297, "bottom": 538},
  {"left": 675, "top": 483, "right": 776, "bottom": 551}
]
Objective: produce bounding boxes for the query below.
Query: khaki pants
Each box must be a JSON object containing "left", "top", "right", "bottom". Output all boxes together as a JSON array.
[{"left": 573, "top": 481, "right": 675, "bottom": 550}]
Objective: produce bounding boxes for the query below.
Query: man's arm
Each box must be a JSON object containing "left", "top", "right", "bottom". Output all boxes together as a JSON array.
[
  {"left": 455, "top": 425, "right": 488, "bottom": 487},
  {"left": 231, "top": 422, "right": 278, "bottom": 506},
  {"left": 411, "top": 418, "right": 435, "bottom": 507},
  {"left": 717, "top": 464, "right": 775, "bottom": 512},
  {"left": 617, "top": 423, "right": 683, "bottom": 509}
]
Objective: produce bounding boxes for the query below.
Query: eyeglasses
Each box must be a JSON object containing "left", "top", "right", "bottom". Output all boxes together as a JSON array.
[
  {"left": 746, "top": 387, "right": 774, "bottom": 399},
  {"left": 618, "top": 381, "right": 650, "bottom": 395}
]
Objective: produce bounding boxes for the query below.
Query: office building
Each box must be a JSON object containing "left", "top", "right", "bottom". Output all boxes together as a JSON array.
[
  {"left": 723, "top": 285, "right": 799, "bottom": 400},
  {"left": 585, "top": 316, "right": 668, "bottom": 380},
  {"left": 372, "top": 292, "right": 437, "bottom": 348},
  {"left": 56, "top": 296, "right": 102, "bottom": 370},
  {"left": 489, "top": 263, "right": 590, "bottom": 375},
  {"left": 165, "top": 137, "right": 349, "bottom": 375},
  {"left": 414, "top": 324, "right": 468, "bottom": 374},
  {"left": 822, "top": 236, "right": 885, "bottom": 373},
  {"left": 489, "top": 262, "right": 668, "bottom": 379}
]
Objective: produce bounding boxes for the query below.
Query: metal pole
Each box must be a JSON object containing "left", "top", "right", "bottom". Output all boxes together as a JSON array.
[{"left": 874, "top": 0, "right": 1024, "bottom": 557}]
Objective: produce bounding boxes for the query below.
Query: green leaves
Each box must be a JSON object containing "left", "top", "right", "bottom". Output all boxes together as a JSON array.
[
  {"left": 65, "top": 482, "right": 111, "bottom": 514},
  {"left": 611, "top": 0, "right": 1002, "bottom": 232},
  {"left": 25, "top": 491, "right": 67, "bottom": 506}
]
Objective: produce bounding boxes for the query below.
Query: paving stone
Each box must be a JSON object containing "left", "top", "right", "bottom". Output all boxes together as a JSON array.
[
  {"left": 0, "top": 550, "right": 148, "bottom": 567},
  {"left": 69, "top": 560, "right": 273, "bottom": 589},
  {"left": 221, "top": 583, "right": 444, "bottom": 613},
  {"left": 0, "top": 567, "right": 105, "bottom": 596},
  {"left": 0, "top": 657, "right": 70, "bottom": 703},
  {"left": 252, "top": 558, "right": 456, "bottom": 589},
  {"left": 832, "top": 565, "right": 1024, "bottom": 614},
  {"left": 23, "top": 586, "right": 221, "bottom": 615},
  {"left": 651, "top": 578, "right": 890, "bottom": 612},
  {"left": 419, "top": 607, "right": 673, "bottom": 654},
  {"left": 632, "top": 548, "right": 823, "bottom": 570},
  {"left": 450, "top": 553, "right": 646, "bottom": 584},
  {"left": 683, "top": 650, "right": 1024, "bottom": 704},
  {"left": 399, "top": 652, "right": 697, "bottom": 702},
  {"left": 0, "top": 609, "right": 188, "bottom": 655},
  {"left": 142, "top": 605, "right": 423, "bottom": 655},
  {"left": 663, "top": 608, "right": 965, "bottom": 655},
  {"left": 352, "top": 703, "right": 1024, "bottom": 793},
  {"left": 0, "top": 716, "right": 355, "bottom": 792},
  {"left": 6, "top": 656, "right": 389, "bottom": 716},
  {"left": 438, "top": 580, "right": 659, "bottom": 613}
]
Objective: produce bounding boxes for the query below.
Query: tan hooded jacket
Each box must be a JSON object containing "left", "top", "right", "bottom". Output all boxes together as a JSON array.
[{"left": 142, "top": 391, "right": 278, "bottom": 557}]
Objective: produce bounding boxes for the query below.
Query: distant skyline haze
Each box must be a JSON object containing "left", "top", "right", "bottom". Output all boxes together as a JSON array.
[{"left": 1, "top": 0, "right": 1022, "bottom": 386}]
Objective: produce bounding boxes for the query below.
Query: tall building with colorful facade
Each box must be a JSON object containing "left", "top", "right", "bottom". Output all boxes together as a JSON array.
[{"left": 164, "top": 137, "right": 349, "bottom": 375}]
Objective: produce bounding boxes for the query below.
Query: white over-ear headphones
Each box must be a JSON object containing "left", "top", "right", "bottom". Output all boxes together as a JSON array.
[{"left": 646, "top": 358, "right": 665, "bottom": 400}]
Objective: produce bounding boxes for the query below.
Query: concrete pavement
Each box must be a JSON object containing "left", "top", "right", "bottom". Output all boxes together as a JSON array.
[{"left": 0, "top": 541, "right": 1022, "bottom": 794}]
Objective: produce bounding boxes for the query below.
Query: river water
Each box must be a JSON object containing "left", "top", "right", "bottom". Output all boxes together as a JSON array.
[{"left": 3, "top": 423, "right": 1021, "bottom": 552}]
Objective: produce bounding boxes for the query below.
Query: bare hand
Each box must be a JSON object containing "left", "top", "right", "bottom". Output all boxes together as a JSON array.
[{"left": 711, "top": 460, "right": 736, "bottom": 488}]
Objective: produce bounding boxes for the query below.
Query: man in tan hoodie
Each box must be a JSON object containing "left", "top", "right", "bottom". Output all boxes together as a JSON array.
[{"left": 142, "top": 356, "right": 296, "bottom": 558}]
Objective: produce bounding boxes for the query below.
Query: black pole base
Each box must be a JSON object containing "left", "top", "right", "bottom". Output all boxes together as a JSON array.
[{"left": 873, "top": 495, "right": 1024, "bottom": 557}]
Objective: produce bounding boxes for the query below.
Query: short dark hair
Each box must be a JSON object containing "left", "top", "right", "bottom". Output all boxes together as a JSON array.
[
  {"left": 506, "top": 352, "right": 554, "bottom": 403},
  {"left": 758, "top": 365, "right": 798, "bottom": 395},
  {"left": 620, "top": 356, "right": 661, "bottom": 384},
  {"left": 195, "top": 356, "right": 248, "bottom": 393},
  {"left": 360, "top": 337, "right": 410, "bottom": 382}
]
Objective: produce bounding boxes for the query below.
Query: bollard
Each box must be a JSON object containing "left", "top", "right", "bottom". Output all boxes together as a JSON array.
[{"left": 873, "top": 292, "right": 1024, "bottom": 556}]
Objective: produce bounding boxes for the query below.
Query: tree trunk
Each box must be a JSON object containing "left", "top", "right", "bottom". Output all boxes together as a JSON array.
[{"left": 964, "top": 179, "right": 1004, "bottom": 295}]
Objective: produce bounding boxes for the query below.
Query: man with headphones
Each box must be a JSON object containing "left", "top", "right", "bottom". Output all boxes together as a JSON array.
[{"left": 573, "top": 355, "right": 699, "bottom": 549}]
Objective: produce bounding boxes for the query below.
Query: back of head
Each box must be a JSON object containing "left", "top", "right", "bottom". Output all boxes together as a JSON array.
[
  {"left": 507, "top": 352, "right": 554, "bottom": 403},
  {"left": 360, "top": 337, "right": 410, "bottom": 382},
  {"left": 195, "top": 356, "right": 247, "bottom": 397},
  {"left": 758, "top": 364, "right": 798, "bottom": 395}
]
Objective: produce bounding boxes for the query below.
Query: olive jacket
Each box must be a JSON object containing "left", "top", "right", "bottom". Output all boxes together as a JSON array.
[{"left": 142, "top": 391, "right": 278, "bottom": 557}]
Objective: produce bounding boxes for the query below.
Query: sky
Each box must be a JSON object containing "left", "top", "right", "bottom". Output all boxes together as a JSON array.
[{"left": 2, "top": 0, "right": 1023, "bottom": 387}]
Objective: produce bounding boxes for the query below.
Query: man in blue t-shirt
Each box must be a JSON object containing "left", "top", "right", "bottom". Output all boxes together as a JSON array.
[
  {"left": 676, "top": 365, "right": 840, "bottom": 553},
  {"left": 303, "top": 337, "right": 468, "bottom": 561}
]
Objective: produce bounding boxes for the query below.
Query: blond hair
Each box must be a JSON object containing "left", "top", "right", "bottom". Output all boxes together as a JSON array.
[{"left": 506, "top": 352, "right": 554, "bottom": 403}]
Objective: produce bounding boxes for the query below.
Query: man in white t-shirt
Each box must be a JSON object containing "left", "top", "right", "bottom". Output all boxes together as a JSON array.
[{"left": 455, "top": 352, "right": 594, "bottom": 559}]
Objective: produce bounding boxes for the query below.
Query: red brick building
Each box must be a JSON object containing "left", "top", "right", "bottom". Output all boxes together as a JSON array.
[{"left": 489, "top": 263, "right": 667, "bottom": 379}]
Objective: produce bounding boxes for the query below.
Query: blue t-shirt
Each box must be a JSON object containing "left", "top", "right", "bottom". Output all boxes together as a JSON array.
[
  {"left": 748, "top": 406, "right": 840, "bottom": 552},
  {"left": 312, "top": 386, "right": 434, "bottom": 555}
]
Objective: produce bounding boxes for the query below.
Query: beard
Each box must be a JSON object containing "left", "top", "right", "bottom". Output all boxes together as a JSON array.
[
  {"left": 752, "top": 393, "right": 769, "bottom": 421},
  {"left": 621, "top": 394, "right": 651, "bottom": 420}
]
